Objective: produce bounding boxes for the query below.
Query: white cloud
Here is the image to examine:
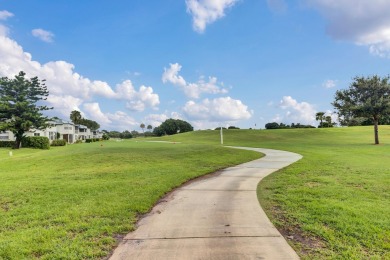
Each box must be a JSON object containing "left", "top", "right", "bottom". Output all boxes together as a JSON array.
[
  {"left": 115, "top": 80, "right": 160, "bottom": 112},
  {"left": 0, "top": 24, "right": 9, "bottom": 36},
  {"left": 162, "top": 63, "right": 228, "bottom": 98},
  {"left": 322, "top": 79, "right": 337, "bottom": 88},
  {"left": 82, "top": 103, "right": 139, "bottom": 131},
  {"left": 83, "top": 103, "right": 112, "bottom": 124},
  {"left": 32, "top": 28, "right": 55, "bottom": 43},
  {"left": 306, "top": 0, "right": 390, "bottom": 57},
  {"left": 0, "top": 10, "right": 13, "bottom": 21},
  {"left": 275, "top": 96, "right": 316, "bottom": 125},
  {"left": 0, "top": 23, "right": 160, "bottom": 132},
  {"left": 183, "top": 97, "right": 252, "bottom": 122},
  {"left": 186, "top": 0, "right": 239, "bottom": 33},
  {"left": 162, "top": 63, "right": 186, "bottom": 87}
]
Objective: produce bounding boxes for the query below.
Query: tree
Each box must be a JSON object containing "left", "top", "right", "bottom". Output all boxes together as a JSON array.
[
  {"left": 140, "top": 123, "right": 145, "bottom": 134},
  {"left": 0, "top": 71, "right": 52, "bottom": 149},
  {"left": 70, "top": 110, "right": 82, "bottom": 124},
  {"left": 120, "top": 130, "right": 132, "bottom": 139},
  {"left": 315, "top": 112, "right": 325, "bottom": 128},
  {"left": 147, "top": 124, "right": 153, "bottom": 131},
  {"left": 79, "top": 118, "right": 100, "bottom": 131},
  {"left": 157, "top": 119, "right": 193, "bottom": 135},
  {"left": 332, "top": 75, "right": 390, "bottom": 144},
  {"left": 265, "top": 122, "right": 280, "bottom": 129},
  {"left": 324, "top": 116, "right": 334, "bottom": 128}
]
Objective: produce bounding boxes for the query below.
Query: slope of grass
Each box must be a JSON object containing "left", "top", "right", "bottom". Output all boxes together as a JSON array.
[
  {"left": 0, "top": 141, "right": 260, "bottom": 259},
  {"left": 160, "top": 126, "right": 390, "bottom": 259}
]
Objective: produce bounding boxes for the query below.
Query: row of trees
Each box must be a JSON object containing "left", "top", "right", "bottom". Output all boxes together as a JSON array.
[
  {"left": 70, "top": 110, "right": 100, "bottom": 130},
  {"left": 315, "top": 112, "right": 335, "bottom": 128},
  {"left": 265, "top": 122, "right": 315, "bottom": 129}
]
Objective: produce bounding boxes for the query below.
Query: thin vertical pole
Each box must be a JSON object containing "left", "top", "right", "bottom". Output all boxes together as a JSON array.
[{"left": 220, "top": 126, "right": 223, "bottom": 145}]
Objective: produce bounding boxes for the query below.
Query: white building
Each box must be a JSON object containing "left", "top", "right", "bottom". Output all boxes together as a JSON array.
[{"left": 0, "top": 119, "right": 99, "bottom": 144}]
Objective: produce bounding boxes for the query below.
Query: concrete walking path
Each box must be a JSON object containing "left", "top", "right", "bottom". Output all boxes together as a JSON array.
[{"left": 110, "top": 147, "right": 302, "bottom": 260}]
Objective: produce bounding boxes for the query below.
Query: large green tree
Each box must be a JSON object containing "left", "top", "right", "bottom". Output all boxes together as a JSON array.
[
  {"left": 154, "top": 119, "right": 193, "bottom": 136},
  {"left": 315, "top": 112, "right": 325, "bottom": 128},
  {"left": 0, "top": 71, "right": 52, "bottom": 149},
  {"left": 332, "top": 75, "right": 390, "bottom": 144}
]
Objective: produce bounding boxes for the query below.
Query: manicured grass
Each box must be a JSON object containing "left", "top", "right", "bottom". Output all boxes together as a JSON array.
[
  {"left": 161, "top": 126, "right": 390, "bottom": 259},
  {"left": 0, "top": 141, "right": 260, "bottom": 259}
]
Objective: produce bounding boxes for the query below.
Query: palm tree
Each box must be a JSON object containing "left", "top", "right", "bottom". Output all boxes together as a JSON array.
[
  {"left": 70, "top": 110, "right": 82, "bottom": 124},
  {"left": 315, "top": 112, "right": 325, "bottom": 128},
  {"left": 147, "top": 124, "right": 153, "bottom": 132},
  {"left": 140, "top": 123, "right": 145, "bottom": 134}
]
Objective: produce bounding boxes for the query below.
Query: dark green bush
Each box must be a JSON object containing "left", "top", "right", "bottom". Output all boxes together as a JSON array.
[
  {"left": 51, "top": 139, "right": 67, "bottom": 146},
  {"left": 0, "top": 141, "right": 15, "bottom": 148},
  {"left": 86, "top": 139, "right": 92, "bottom": 143},
  {"left": 22, "top": 136, "right": 50, "bottom": 149}
]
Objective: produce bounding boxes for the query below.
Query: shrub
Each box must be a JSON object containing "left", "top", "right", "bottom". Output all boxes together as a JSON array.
[
  {"left": 0, "top": 141, "right": 15, "bottom": 148},
  {"left": 86, "top": 139, "right": 92, "bottom": 143},
  {"left": 51, "top": 139, "right": 67, "bottom": 146},
  {"left": 75, "top": 140, "right": 83, "bottom": 144},
  {"left": 22, "top": 136, "right": 50, "bottom": 149}
]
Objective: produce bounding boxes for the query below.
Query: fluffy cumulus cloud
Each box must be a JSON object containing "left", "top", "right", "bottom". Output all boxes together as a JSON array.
[
  {"left": 143, "top": 112, "right": 183, "bottom": 128},
  {"left": 273, "top": 96, "right": 316, "bottom": 125},
  {"left": 162, "top": 63, "right": 227, "bottom": 98},
  {"left": 32, "top": 28, "right": 55, "bottom": 43},
  {"left": 83, "top": 103, "right": 139, "bottom": 131},
  {"left": 306, "top": 0, "right": 390, "bottom": 57},
  {"left": 115, "top": 80, "right": 160, "bottom": 112},
  {"left": 183, "top": 97, "right": 252, "bottom": 122},
  {"left": 0, "top": 22, "right": 160, "bottom": 130},
  {"left": 186, "top": 0, "right": 239, "bottom": 33}
]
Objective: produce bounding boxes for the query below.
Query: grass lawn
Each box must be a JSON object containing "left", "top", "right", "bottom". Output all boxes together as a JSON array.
[
  {"left": 161, "top": 126, "right": 390, "bottom": 259},
  {"left": 0, "top": 141, "right": 260, "bottom": 259}
]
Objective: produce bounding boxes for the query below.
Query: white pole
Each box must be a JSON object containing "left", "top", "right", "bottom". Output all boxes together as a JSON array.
[{"left": 220, "top": 126, "right": 223, "bottom": 145}]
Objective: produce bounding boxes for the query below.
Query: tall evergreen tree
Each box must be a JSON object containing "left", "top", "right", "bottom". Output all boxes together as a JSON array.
[{"left": 0, "top": 71, "right": 52, "bottom": 149}]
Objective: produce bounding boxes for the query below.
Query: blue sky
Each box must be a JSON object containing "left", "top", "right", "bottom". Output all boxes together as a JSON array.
[{"left": 1, "top": 0, "right": 390, "bottom": 131}]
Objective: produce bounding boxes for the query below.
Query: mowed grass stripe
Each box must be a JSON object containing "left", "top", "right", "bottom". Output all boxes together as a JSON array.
[
  {"left": 160, "top": 126, "right": 390, "bottom": 259},
  {"left": 0, "top": 141, "right": 260, "bottom": 259}
]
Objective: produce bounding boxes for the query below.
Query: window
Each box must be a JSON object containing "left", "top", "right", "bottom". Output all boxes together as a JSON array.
[{"left": 34, "top": 133, "right": 40, "bottom": 136}]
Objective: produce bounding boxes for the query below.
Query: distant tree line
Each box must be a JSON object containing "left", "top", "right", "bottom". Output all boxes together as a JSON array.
[
  {"left": 265, "top": 122, "right": 315, "bottom": 129},
  {"left": 214, "top": 126, "right": 240, "bottom": 130}
]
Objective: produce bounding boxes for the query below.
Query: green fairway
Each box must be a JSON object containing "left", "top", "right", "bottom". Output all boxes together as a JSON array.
[
  {"left": 1, "top": 127, "right": 390, "bottom": 259},
  {"left": 161, "top": 126, "right": 390, "bottom": 259},
  {"left": 0, "top": 141, "right": 260, "bottom": 259}
]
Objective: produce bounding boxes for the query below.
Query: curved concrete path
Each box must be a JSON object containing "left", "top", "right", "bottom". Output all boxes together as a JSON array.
[{"left": 110, "top": 147, "right": 302, "bottom": 260}]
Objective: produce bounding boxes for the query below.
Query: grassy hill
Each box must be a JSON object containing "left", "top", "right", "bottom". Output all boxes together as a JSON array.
[
  {"left": 161, "top": 126, "right": 390, "bottom": 259},
  {"left": 1, "top": 126, "right": 389, "bottom": 259}
]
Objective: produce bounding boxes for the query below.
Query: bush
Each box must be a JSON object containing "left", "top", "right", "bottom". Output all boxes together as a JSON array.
[
  {"left": 22, "top": 136, "right": 50, "bottom": 149},
  {"left": 51, "top": 139, "right": 67, "bottom": 146},
  {"left": 86, "top": 139, "right": 92, "bottom": 143},
  {"left": 0, "top": 141, "right": 15, "bottom": 148},
  {"left": 75, "top": 140, "right": 83, "bottom": 144}
]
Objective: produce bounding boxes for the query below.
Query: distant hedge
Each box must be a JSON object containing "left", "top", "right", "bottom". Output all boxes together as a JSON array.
[
  {"left": 51, "top": 139, "right": 67, "bottom": 146},
  {"left": 22, "top": 136, "right": 50, "bottom": 149},
  {"left": 0, "top": 141, "right": 15, "bottom": 148},
  {"left": 86, "top": 138, "right": 100, "bottom": 143}
]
